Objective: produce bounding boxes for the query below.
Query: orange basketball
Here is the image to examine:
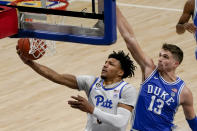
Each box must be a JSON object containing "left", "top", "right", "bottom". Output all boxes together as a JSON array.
[{"left": 17, "top": 38, "right": 46, "bottom": 60}]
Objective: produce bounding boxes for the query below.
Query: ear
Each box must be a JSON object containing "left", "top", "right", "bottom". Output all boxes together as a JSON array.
[
  {"left": 118, "top": 69, "right": 124, "bottom": 78},
  {"left": 174, "top": 60, "right": 180, "bottom": 67}
]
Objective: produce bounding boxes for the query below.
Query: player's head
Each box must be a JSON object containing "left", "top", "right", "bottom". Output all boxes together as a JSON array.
[
  {"left": 101, "top": 50, "right": 136, "bottom": 80},
  {"left": 158, "top": 43, "right": 183, "bottom": 71}
]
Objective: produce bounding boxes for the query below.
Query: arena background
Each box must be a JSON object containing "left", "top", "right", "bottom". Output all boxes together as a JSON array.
[{"left": 0, "top": 0, "right": 196, "bottom": 130}]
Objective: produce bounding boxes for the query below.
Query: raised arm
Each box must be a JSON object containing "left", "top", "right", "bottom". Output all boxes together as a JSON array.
[
  {"left": 180, "top": 86, "right": 197, "bottom": 130},
  {"left": 17, "top": 49, "right": 78, "bottom": 89},
  {"left": 176, "top": 0, "right": 196, "bottom": 34},
  {"left": 116, "top": 7, "right": 155, "bottom": 78}
]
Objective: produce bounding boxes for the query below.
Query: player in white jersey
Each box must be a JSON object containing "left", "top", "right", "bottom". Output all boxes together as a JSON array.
[
  {"left": 176, "top": 0, "right": 197, "bottom": 59},
  {"left": 69, "top": 75, "right": 136, "bottom": 131},
  {"left": 17, "top": 49, "right": 137, "bottom": 131},
  {"left": 117, "top": 7, "right": 197, "bottom": 131}
]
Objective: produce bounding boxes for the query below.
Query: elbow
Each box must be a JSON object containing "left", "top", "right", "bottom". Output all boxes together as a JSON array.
[
  {"left": 113, "top": 121, "right": 128, "bottom": 129},
  {"left": 111, "top": 116, "right": 129, "bottom": 128},
  {"left": 176, "top": 24, "right": 185, "bottom": 34},
  {"left": 176, "top": 29, "right": 185, "bottom": 35}
]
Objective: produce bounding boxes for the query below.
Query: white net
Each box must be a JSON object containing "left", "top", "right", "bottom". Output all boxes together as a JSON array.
[{"left": 29, "top": 38, "right": 56, "bottom": 58}]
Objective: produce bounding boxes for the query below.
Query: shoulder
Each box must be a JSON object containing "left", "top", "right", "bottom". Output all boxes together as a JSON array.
[
  {"left": 180, "top": 84, "right": 193, "bottom": 105},
  {"left": 76, "top": 75, "right": 98, "bottom": 92},
  {"left": 123, "top": 83, "right": 136, "bottom": 92},
  {"left": 121, "top": 83, "right": 137, "bottom": 97},
  {"left": 143, "top": 65, "right": 157, "bottom": 81},
  {"left": 76, "top": 75, "right": 97, "bottom": 85},
  {"left": 77, "top": 75, "right": 97, "bottom": 81},
  {"left": 119, "top": 83, "right": 137, "bottom": 107},
  {"left": 181, "top": 85, "right": 192, "bottom": 97}
]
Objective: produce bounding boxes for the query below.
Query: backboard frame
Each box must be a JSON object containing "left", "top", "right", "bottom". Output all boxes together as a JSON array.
[{"left": 0, "top": 0, "right": 117, "bottom": 45}]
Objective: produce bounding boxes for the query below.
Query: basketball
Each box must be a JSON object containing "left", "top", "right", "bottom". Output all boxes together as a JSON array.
[{"left": 17, "top": 38, "right": 46, "bottom": 60}]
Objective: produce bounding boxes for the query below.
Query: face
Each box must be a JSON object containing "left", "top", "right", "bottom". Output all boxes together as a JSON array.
[
  {"left": 157, "top": 49, "right": 179, "bottom": 72},
  {"left": 101, "top": 58, "right": 124, "bottom": 80}
]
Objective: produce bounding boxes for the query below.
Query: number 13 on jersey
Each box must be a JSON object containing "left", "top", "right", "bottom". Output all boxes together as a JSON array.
[{"left": 148, "top": 95, "right": 164, "bottom": 115}]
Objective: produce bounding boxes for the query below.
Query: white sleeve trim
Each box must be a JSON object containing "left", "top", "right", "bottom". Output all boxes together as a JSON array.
[{"left": 93, "top": 107, "right": 131, "bottom": 128}]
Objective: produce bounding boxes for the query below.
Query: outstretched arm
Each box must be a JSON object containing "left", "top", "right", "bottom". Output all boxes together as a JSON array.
[
  {"left": 180, "top": 86, "right": 197, "bottom": 130},
  {"left": 68, "top": 95, "right": 132, "bottom": 128},
  {"left": 116, "top": 7, "right": 155, "bottom": 79},
  {"left": 17, "top": 49, "right": 78, "bottom": 89},
  {"left": 176, "top": 0, "right": 196, "bottom": 34}
]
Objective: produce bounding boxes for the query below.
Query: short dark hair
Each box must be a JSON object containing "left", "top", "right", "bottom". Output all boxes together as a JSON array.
[
  {"left": 162, "top": 43, "right": 183, "bottom": 64},
  {"left": 108, "top": 50, "right": 136, "bottom": 79}
]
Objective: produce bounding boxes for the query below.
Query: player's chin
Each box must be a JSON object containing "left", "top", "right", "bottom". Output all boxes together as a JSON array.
[
  {"left": 158, "top": 66, "right": 163, "bottom": 72},
  {"left": 101, "top": 74, "right": 106, "bottom": 80}
]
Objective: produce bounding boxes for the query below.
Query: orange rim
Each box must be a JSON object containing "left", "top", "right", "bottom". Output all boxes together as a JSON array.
[{"left": 10, "top": 0, "right": 69, "bottom": 10}]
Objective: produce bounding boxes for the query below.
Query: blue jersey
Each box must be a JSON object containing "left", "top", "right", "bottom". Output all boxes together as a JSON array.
[
  {"left": 131, "top": 68, "right": 185, "bottom": 131},
  {"left": 194, "top": 0, "right": 197, "bottom": 40}
]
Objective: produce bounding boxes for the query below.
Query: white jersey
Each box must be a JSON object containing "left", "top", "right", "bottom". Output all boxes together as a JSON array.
[{"left": 77, "top": 75, "right": 137, "bottom": 131}]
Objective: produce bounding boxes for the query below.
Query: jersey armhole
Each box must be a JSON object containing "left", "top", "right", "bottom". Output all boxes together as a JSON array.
[
  {"left": 141, "top": 67, "right": 158, "bottom": 86},
  {"left": 193, "top": 0, "right": 196, "bottom": 20},
  {"left": 88, "top": 77, "right": 99, "bottom": 97},
  {"left": 178, "top": 82, "right": 185, "bottom": 106}
]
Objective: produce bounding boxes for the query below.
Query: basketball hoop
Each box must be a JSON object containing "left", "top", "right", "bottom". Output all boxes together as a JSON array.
[
  {"left": 10, "top": 0, "right": 69, "bottom": 10},
  {"left": 11, "top": 0, "right": 69, "bottom": 58},
  {"left": 28, "top": 38, "right": 56, "bottom": 58}
]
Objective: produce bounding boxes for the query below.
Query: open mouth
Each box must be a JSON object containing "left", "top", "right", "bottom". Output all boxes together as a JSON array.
[{"left": 102, "top": 69, "right": 107, "bottom": 73}]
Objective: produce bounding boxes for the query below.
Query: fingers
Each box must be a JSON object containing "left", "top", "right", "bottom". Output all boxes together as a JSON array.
[
  {"left": 68, "top": 95, "right": 94, "bottom": 114},
  {"left": 68, "top": 100, "right": 81, "bottom": 105},
  {"left": 16, "top": 46, "right": 24, "bottom": 57},
  {"left": 68, "top": 95, "right": 86, "bottom": 109},
  {"left": 77, "top": 95, "right": 85, "bottom": 99},
  {"left": 71, "top": 95, "right": 85, "bottom": 101},
  {"left": 68, "top": 100, "right": 81, "bottom": 108},
  {"left": 17, "top": 49, "right": 22, "bottom": 56},
  {"left": 184, "top": 23, "right": 197, "bottom": 33},
  {"left": 70, "top": 96, "right": 80, "bottom": 100},
  {"left": 16, "top": 45, "right": 18, "bottom": 50}
]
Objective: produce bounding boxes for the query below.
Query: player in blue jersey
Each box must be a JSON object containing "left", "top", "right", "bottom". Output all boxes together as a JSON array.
[
  {"left": 117, "top": 7, "right": 197, "bottom": 131},
  {"left": 17, "top": 49, "right": 137, "bottom": 131},
  {"left": 176, "top": 0, "right": 196, "bottom": 34},
  {"left": 176, "top": 0, "right": 197, "bottom": 59}
]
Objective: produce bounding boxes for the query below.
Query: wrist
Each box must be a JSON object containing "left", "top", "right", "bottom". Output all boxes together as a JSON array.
[
  {"left": 187, "top": 116, "right": 197, "bottom": 131},
  {"left": 89, "top": 105, "right": 94, "bottom": 114},
  {"left": 26, "top": 60, "right": 34, "bottom": 66}
]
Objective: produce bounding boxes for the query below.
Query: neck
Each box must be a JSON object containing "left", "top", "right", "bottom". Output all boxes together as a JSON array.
[
  {"left": 159, "top": 71, "right": 176, "bottom": 82},
  {"left": 103, "top": 78, "right": 122, "bottom": 86}
]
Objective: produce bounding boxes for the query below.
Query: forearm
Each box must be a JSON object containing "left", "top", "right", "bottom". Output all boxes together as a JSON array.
[
  {"left": 27, "top": 61, "right": 62, "bottom": 83},
  {"left": 116, "top": 7, "right": 140, "bottom": 63},
  {"left": 93, "top": 107, "right": 131, "bottom": 128},
  {"left": 116, "top": 7, "right": 135, "bottom": 38},
  {"left": 27, "top": 61, "right": 77, "bottom": 89},
  {"left": 116, "top": 7, "right": 154, "bottom": 70}
]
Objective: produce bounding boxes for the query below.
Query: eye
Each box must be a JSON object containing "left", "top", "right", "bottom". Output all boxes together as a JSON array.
[
  {"left": 163, "top": 55, "right": 169, "bottom": 59},
  {"left": 109, "top": 61, "right": 114, "bottom": 66}
]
